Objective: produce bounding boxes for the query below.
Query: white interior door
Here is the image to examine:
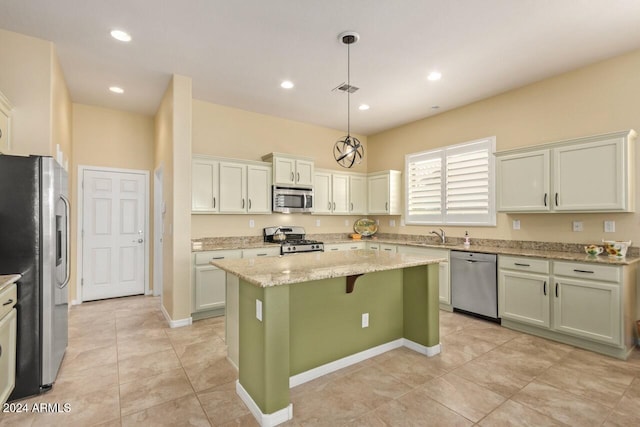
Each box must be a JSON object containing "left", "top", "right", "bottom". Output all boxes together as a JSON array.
[{"left": 82, "top": 169, "right": 147, "bottom": 301}]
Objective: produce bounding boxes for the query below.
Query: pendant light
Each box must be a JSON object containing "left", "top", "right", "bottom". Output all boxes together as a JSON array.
[{"left": 334, "top": 31, "right": 364, "bottom": 168}]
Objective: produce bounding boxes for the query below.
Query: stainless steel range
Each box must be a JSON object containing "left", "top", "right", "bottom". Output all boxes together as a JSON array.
[{"left": 263, "top": 226, "right": 324, "bottom": 255}]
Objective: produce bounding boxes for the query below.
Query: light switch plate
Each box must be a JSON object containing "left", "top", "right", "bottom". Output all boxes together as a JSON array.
[
  {"left": 572, "top": 221, "right": 583, "bottom": 232},
  {"left": 249, "top": 219, "right": 255, "bottom": 228},
  {"left": 362, "top": 313, "right": 369, "bottom": 328},
  {"left": 512, "top": 220, "right": 521, "bottom": 230},
  {"left": 345, "top": 219, "right": 349, "bottom": 227},
  {"left": 316, "top": 219, "right": 321, "bottom": 227},
  {"left": 604, "top": 220, "right": 615, "bottom": 233},
  {"left": 389, "top": 219, "right": 396, "bottom": 227}
]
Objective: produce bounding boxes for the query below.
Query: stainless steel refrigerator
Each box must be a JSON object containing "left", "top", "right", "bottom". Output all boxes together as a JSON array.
[{"left": 0, "top": 154, "right": 69, "bottom": 401}]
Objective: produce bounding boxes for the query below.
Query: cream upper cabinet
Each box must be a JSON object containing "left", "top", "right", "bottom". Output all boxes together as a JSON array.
[
  {"left": 192, "top": 157, "right": 219, "bottom": 213},
  {"left": 313, "top": 169, "right": 362, "bottom": 215},
  {"left": 246, "top": 164, "right": 272, "bottom": 213},
  {"left": 219, "top": 161, "right": 247, "bottom": 213},
  {"left": 497, "top": 150, "right": 550, "bottom": 212},
  {"left": 192, "top": 155, "right": 271, "bottom": 214},
  {"left": 263, "top": 153, "right": 314, "bottom": 188},
  {"left": 497, "top": 130, "right": 636, "bottom": 213},
  {"left": 313, "top": 172, "right": 332, "bottom": 214},
  {"left": 349, "top": 175, "right": 367, "bottom": 215},
  {"left": 331, "top": 174, "right": 350, "bottom": 214},
  {"left": 553, "top": 138, "right": 627, "bottom": 211},
  {"left": 368, "top": 170, "right": 402, "bottom": 215}
]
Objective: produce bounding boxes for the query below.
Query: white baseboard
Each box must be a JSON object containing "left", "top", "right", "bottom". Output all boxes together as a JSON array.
[
  {"left": 71, "top": 299, "right": 81, "bottom": 306},
  {"left": 236, "top": 381, "right": 293, "bottom": 427},
  {"left": 402, "top": 339, "right": 441, "bottom": 356},
  {"left": 160, "top": 304, "right": 192, "bottom": 328},
  {"left": 289, "top": 339, "right": 404, "bottom": 388}
]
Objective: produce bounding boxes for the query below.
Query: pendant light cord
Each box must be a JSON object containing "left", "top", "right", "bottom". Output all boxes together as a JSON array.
[{"left": 347, "top": 39, "right": 351, "bottom": 137}]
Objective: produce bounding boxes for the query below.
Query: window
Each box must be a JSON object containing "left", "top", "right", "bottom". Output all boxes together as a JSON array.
[{"left": 405, "top": 137, "right": 496, "bottom": 226}]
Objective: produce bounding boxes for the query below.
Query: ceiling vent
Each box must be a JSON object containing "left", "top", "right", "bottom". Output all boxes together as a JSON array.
[{"left": 333, "top": 82, "right": 359, "bottom": 93}]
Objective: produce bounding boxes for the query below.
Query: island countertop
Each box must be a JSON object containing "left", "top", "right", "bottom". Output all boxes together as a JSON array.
[{"left": 211, "top": 249, "right": 446, "bottom": 287}]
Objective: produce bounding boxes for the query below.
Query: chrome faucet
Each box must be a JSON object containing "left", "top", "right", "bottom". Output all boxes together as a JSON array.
[{"left": 430, "top": 228, "right": 446, "bottom": 244}]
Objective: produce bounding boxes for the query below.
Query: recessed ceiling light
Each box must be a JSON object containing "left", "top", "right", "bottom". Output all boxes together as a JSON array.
[
  {"left": 110, "top": 29, "right": 132, "bottom": 42},
  {"left": 427, "top": 71, "right": 442, "bottom": 81},
  {"left": 358, "top": 104, "right": 370, "bottom": 111},
  {"left": 109, "top": 86, "right": 124, "bottom": 94},
  {"left": 280, "top": 81, "right": 294, "bottom": 89}
]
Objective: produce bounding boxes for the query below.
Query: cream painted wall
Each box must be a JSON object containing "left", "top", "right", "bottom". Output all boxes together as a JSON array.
[
  {"left": 368, "top": 48, "right": 640, "bottom": 247},
  {"left": 71, "top": 104, "right": 154, "bottom": 302},
  {"left": 155, "top": 75, "right": 193, "bottom": 322},
  {"left": 0, "top": 29, "right": 54, "bottom": 156},
  {"left": 191, "top": 100, "right": 368, "bottom": 237}
]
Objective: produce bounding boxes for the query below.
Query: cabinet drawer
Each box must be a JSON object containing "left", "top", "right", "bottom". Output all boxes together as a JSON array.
[
  {"left": 242, "top": 247, "right": 281, "bottom": 258},
  {"left": 0, "top": 284, "right": 17, "bottom": 320},
  {"left": 194, "top": 250, "right": 242, "bottom": 265},
  {"left": 499, "top": 256, "right": 549, "bottom": 274},
  {"left": 553, "top": 261, "right": 620, "bottom": 283}
]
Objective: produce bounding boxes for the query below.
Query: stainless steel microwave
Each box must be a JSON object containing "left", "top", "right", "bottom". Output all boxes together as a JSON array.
[{"left": 272, "top": 186, "right": 313, "bottom": 213}]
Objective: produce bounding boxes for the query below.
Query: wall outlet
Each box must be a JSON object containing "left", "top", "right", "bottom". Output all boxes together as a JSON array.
[
  {"left": 572, "top": 221, "right": 583, "bottom": 232},
  {"left": 361, "top": 313, "right": 369, "bottom": 328},
  {"left": 389, "top": 219, "right": 396, "bottom": 227},
  {"left": 249, "top": 219, "right": 255, "bottom": 228},
  {"left": 316, "top": 219, "right": 321, "bottom": 227},
  {"left": 256, "top": 299, "right": 263, "bottom": 322},
  {"left": 512, "top": 220, "right": 521, "bottom": 230},
  {"left": 345, "top": 219, "right": 349, "bottom": 227},
  {"left": 604, "top": 220, "right": 615, "bottom": 233}
]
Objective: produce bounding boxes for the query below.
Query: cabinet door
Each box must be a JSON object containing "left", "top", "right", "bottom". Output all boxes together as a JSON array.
[
  {"left": 274, "top": 157, "right": 296, "bottom": 186},
  {"left": 0, "top": 309, "right": 17, "bottom": 405},
  {"left": 192, "top": 159, "right": 219, "bottom": 212},
  {"left": 380, "top": 244, "right": 397, "bottom": 253},
  {"left": 0, "top": 109, "right": 9, "bottom": 154},
  {"left": 368, "top": 174, "right": 390, "bottom": 214},
  {"left": 553, "top": 138, "right": 626, "bottom": 211},
  {"left": 313, "top": 172, "right": 332, "bottom": 214},
  {"left": 349, "top": 175, "right": 367, "bottom": 214},
  {"left": 499, "top": 270, "right": 550, "bottom": 328},
  {"left": 194, "top": 265, "right": 226, "bottom": 312},
  {"left": 552, "top": 277, "right": 621, "bottom": 346},
  {"left": 295, "top": 159, "right": 315, "bottom": 187},
  {"left": 247, "top": 165, "right": 271, "bottom": 213},
  {"left": 219, "top": 162, "right": 247, "bottom": 213},
  {"left": 332, "top": 174, "right": 350, "bottom": 214},
  {"left": 496, "top": 150, "right": 550, "bottom": 212}
]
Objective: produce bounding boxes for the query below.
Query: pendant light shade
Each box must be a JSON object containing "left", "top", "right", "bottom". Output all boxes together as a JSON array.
[{"left": 334, "top": 31, "right": 364, "bottom": 168}]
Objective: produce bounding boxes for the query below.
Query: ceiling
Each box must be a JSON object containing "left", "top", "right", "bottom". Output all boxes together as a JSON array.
[{"left": 2, "top": 1, "right": 640, "bottom": 135}]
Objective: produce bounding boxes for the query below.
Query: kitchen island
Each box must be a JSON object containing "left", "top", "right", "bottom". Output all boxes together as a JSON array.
[{"left": 211, "top": 249, "right": 444, "bottom": 427}]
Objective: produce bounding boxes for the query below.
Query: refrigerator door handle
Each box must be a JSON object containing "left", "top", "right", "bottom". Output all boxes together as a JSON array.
[{"left": 59, "top": 194, "right": 71, "bottom": 289}]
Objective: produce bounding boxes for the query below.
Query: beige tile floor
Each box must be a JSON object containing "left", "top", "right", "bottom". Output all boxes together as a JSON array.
[{"left": 2, "top": 295, "right": 640, "bottom": 426}]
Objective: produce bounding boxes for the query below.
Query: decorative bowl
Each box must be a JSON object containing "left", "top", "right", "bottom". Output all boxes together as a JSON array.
[
  {"left": 584, "top": 245, "right": 603, "bottom": 257},
  {"left": 602, "top": 240, "right": 632, "bottom": 258},
  {"left": 353, "top": 218, "right": 378, "bottom": 237}
]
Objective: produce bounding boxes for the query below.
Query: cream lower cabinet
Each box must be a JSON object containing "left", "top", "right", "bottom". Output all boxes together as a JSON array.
[
  {"left": 499, "top": 256, "right": 633, "bottom": 358},
  {"left": 499, "top": 256, "right": 550, "bottom": 328},
  {"left": 396, "top": 246, "right": 450, "bottom": 307},
  {"left": 324, "top": 242, "right": 366, "bottom": 252},
  {"left": 0, "top": 282, "right": 17, "bottom": 405},
  {"left": 192, "top": 250, "right": 242, "bottom": 319},
  {"left": 552, "top": 262, "right": 621, "bottom": 346}
]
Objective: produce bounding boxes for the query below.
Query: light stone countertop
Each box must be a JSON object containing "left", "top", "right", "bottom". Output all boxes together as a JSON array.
[
  {"left": 193, "top": 235, "right": 640, "bottom": 266},
  {"left": 211, "top": 249, "right": 446, "bottom": 287},
  {"left": 0, "top": 274, "right": 21, "bottom": 291}
]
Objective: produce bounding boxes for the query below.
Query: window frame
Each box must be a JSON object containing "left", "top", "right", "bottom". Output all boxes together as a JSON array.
[{"left": 404, "top": 136, "right": 496, "bottom": 226}]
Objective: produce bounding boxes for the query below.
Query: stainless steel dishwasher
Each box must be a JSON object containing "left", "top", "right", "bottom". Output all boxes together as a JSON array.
[{"left": 450, "top": 251, "right": 499, "bottom": 322}]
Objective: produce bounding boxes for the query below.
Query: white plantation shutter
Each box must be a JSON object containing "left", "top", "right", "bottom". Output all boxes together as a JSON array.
[{"left": 405, "top": 137, "right": 496, "bottom": 225}]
